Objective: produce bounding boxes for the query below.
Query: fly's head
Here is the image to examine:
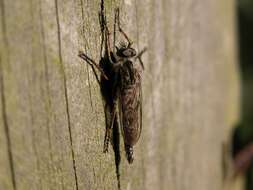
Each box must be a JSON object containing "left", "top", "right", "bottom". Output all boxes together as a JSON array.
[{"left": 116, "top": 41, "right": 136, "bottom": 59}]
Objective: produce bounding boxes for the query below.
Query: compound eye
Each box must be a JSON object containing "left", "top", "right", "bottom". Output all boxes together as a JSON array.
[{"left": 122, "top": 48, "right": 136, "bottom": 57}]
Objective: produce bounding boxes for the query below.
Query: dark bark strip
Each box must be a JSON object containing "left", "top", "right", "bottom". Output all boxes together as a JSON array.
[
  {"left": 54, "top": 0, "right": 79, "bottom": 190},
  {"left": 0, "top": 1, "right": 17, "bottom": 189}
]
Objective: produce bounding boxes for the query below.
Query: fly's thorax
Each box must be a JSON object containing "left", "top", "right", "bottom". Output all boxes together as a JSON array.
[{"left": 120, "top": 60, "right": 141, "bottom": 87}]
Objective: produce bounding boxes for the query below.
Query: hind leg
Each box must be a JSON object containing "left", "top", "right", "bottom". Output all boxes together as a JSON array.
[
  {"left": 103, "top": 74, "right": 120, "bottom": 153},
  {"left": 103, "top": 102, "right": 117, "bottom": 153}
]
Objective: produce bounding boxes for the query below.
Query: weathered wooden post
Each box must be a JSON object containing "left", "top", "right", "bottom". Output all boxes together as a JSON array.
[{"left": 0, "top": 0, "right": 240, "bottom": 189}]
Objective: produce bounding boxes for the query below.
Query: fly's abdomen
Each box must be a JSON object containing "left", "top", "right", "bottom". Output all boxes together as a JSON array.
[{"left": 120, "top": 84, "right": 141, "bottom": 146}]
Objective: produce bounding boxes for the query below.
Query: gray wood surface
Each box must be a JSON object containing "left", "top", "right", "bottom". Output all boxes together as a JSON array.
[{"left": 0, "top": 0, "right": 240, "bottom": 189}]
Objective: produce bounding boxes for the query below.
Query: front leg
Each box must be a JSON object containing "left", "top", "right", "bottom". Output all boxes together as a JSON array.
[
  {"left": 115, "top": 8, "right": 133, "bottom": 47},
  {"left": 78, "top": 51, "right": 109, "bottom": 81}
]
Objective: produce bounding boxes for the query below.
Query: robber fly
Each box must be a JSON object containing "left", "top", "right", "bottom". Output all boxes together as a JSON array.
[{"left": 78, "top": 3, "right": 146, "bottom": 164}]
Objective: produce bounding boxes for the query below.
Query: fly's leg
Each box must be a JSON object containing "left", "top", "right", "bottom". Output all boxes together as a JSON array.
[
  {"left": 78, "top": 52, "right": 100, "bottom": 84},
  {"left": 105, "top": 26, "right": 111, "bottom": 56},
  {"left": 99, "top": 1, "right": 114, "bottom": 62},
  {"left": 78, "top": 51, "right": 109, "bottom": 81},
  {"left": 115, "top": 8, "right": 133, "bottom": 47},
  {"left": 113, "top": 8, "right": 117, "bottom": 55},
  {"left": 99, "top": 1, "right": 105, "bottom": 33},
  {"left": 99, "top": 0, "right": 112, "bottom": 60},
  {"left": 99, "top": 11, "right": 105, "bottom": 57},
  {"left": 103, "top": 73, "right": 119, "bottom": 153},
  {"left": 99, "top": 3, "right": 107, "bottom": 57},
  {"left": 135, "top": 47, "right": 147, "bottom": 70},
  {"left": 103, "top": 101, "right": 117, "bottom": 153}
]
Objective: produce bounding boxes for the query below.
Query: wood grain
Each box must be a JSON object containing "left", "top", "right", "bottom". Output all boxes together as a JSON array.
[{"left": 0, "top": 0, "right": 240, "bottom": 189}]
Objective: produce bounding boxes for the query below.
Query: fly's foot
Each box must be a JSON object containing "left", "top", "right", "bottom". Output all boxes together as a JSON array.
[{"left": 103, "top": 132, "right": 111, "bottom": 153}]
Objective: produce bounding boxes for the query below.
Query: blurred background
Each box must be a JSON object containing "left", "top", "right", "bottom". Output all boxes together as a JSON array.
[{"left": 233, "top": 0, "right": 253, "bottom": 189}]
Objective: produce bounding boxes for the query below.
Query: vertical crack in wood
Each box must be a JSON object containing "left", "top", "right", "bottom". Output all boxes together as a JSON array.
[
  {"left": 0, "top": 1, "right": 17, "bottom": 189},
  {"left": 55, "top": 0, "right": 79, "bottom": 189}
]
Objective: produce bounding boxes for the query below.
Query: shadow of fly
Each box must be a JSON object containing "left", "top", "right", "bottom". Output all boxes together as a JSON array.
[{"left": 78, "top": 1, "right": 146, "bottom": 165}]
